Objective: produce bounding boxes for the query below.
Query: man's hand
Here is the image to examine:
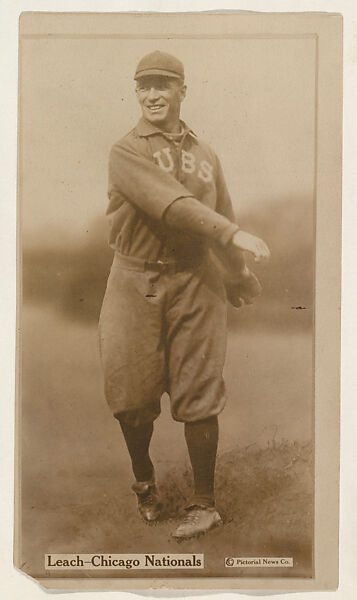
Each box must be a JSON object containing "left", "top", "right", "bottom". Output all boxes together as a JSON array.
[{"left": 231, "top": 230, "right": 270, "bottom": 263}]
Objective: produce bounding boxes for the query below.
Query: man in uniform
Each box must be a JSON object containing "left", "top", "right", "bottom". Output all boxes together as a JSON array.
[{"left": 99, "top": 51, "right": 270, "bottom": 539}]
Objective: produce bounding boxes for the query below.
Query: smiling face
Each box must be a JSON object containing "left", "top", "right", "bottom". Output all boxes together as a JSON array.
[{"left": 135, "top": 75, "right": 187, "bottom": 133}]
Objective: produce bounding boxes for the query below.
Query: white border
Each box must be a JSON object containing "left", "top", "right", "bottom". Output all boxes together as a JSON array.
[{"left": 1, "top": 1, "right": 356, "bottom": 599}]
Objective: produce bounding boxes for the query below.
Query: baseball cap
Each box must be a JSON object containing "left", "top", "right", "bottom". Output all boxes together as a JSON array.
[{"left": 134, "top": 51, "right": 184, "bottom": 81}]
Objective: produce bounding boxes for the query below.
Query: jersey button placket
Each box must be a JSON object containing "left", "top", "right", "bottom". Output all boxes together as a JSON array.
[
  {"left": 169, "top": 140, "right": 181, "bottom": 182},
  {"left": 177, "top": 137, "right": 185, "bottom": 183}
]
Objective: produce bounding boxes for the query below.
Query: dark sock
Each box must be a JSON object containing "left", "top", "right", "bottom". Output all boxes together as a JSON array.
[
  {"left": 184, "top": 416, "right": 218, "bottom": 507},
  {"left": 118, "top": 418, "right": 154, "bottom": 483}
]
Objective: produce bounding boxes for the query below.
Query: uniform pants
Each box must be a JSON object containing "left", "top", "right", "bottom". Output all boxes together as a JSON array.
[{"left": 99, "top": 252, "right": 228, "bottom": 426}]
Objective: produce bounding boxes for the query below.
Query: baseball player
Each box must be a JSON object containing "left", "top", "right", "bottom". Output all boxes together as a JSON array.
[{"left": 99, "top": 51, "right": 270, "bottom": 539}]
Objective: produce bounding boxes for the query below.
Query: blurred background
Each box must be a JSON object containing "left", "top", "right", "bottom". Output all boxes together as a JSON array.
[
  {"left": 21, "top": 36, "right": 314, "bottom": 330},
  {"left": 19, "top": 35, "right": 314, "bottom": 577}
]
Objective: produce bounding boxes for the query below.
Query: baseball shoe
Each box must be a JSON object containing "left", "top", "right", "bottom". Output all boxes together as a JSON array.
[
  {"left": 132, "top": 480, "right": 162, "bottom": 522},
  {"left": 171, "top": 505, "right": 222, "bottom": 539}
]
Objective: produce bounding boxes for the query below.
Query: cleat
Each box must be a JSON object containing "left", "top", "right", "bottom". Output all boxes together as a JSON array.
[
  {"left": 132, "top": 480, "right": 162, "bottom": 522},
  {"left": 171, "top": 505, "right": 222, "bottom": 539}
]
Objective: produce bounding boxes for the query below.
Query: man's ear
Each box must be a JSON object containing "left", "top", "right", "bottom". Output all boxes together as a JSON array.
[{"left": 180, "top": 84, "right": 187, "bottom": 102}]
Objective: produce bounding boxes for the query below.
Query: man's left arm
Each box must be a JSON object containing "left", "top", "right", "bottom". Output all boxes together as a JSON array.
[
  {"left": 214, "top": 155, "right": 236, "bottom": 224},
  {"left": 214, "top": 154, "right": 270, "bottom": 265},
  {"left": 211, "top": 155, "right": 246, "bottom": 275},
  {"left": 212, "top": 154, "right": 269, "bottom": 306}
]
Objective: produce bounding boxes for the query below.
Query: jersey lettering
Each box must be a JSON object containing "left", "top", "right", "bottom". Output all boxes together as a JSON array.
[
  {"left": 153, "top": 146, "right": 214, "bottom": 184},
  {"left": 198, "top": 160, "right": 214, "bottom": 183},
  {"left": 153, "top": 148, "right": 174, "bottom": 172},
  {"left": 181, "top": 150, "right": 196, "bottom": 173}
]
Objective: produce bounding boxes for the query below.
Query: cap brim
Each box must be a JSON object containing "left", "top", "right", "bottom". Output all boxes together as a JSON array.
[{"left": 134, "top": 68, "right": 183, "bottom": 80}]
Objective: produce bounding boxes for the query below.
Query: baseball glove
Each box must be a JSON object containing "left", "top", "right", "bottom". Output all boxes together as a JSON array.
[
  {"left": 224, "top": 266, "right": 262, "bottom": 308},
  {"left": 210, "top": 242, "right": 263, "bottom": 308}
]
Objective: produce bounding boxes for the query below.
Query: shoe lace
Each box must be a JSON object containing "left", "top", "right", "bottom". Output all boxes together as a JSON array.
[
  {"left": 140, "top": 488, "right": 156, "bottom": 506},
  {"left": 182, "top": 508, "right": 202, "bottom": 524}
]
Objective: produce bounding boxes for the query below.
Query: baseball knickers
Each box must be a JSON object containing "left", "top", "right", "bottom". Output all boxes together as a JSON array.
[{"left": 99, "top": 252, "right": 228, "bottom": 425}]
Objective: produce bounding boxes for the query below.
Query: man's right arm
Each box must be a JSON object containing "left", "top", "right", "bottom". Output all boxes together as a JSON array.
[
  {"left": 109, "top": 141, "right": 239, "bottom": 248},
  {"left": 109, "top": 141, "right": 270, "bottom": 261}
]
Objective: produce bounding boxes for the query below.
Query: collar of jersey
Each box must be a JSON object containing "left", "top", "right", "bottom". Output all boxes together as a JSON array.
[{"left": 136, "top": 117, "right": 197, "bottom": 141}]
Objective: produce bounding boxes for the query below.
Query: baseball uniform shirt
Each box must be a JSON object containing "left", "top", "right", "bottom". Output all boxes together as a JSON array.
[{"left": 99, "top": 118, "right": 240, "bottom": 424}]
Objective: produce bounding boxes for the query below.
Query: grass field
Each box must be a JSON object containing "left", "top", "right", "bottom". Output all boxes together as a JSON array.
[{"left": 18, "top": 305, "right": 313, "bottom": 580}]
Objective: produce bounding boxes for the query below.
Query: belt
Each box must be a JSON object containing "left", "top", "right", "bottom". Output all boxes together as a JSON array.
[{"left": 113, "top": 252, "right": 206, "bottom": 273}]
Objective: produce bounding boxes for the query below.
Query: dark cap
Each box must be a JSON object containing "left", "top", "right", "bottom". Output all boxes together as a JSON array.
[{"left": 134, "top": 51, "right": 184, "bottom": 81}]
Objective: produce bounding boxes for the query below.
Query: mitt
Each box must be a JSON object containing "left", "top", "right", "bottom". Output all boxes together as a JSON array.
[
  {"left": 210, "top": 242, "right": 263, "bottom": 308},
  {"left": 224, "top": 266, "right": 262, "bottom": 308}
]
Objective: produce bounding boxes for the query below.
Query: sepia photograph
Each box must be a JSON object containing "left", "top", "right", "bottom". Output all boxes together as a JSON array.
[{"left": 15, "top": 11, "right": 341, "bottom": 592}]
